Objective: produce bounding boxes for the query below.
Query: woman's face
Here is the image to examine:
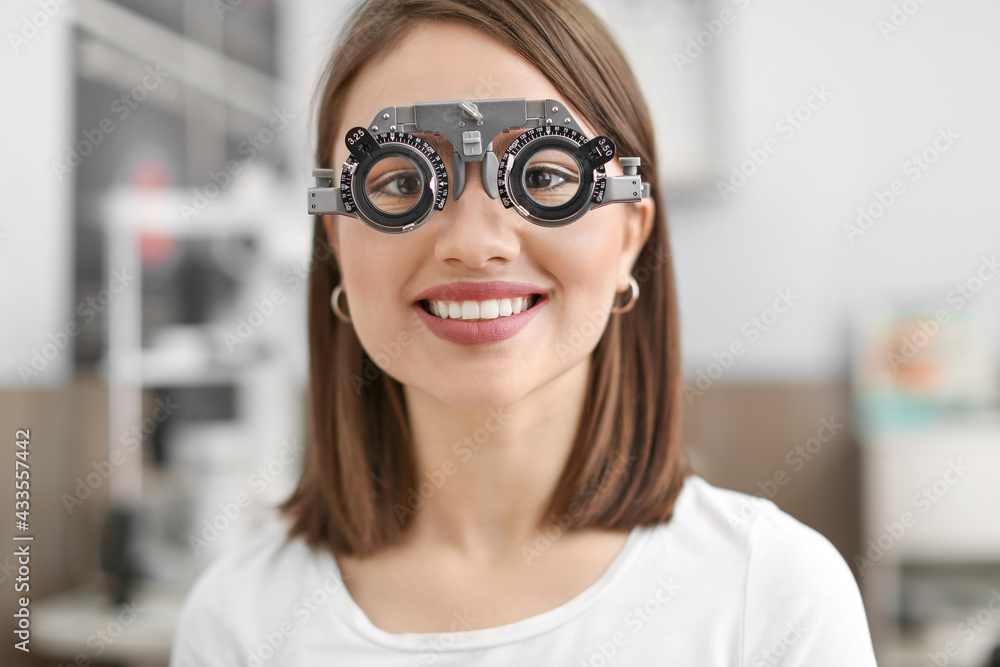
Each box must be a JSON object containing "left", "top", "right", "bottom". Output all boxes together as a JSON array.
[{"left": 325, "top": 21, "right": 653, "bottom": 412}]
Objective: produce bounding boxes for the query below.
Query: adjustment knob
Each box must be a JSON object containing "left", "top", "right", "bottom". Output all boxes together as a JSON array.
[
  {"left": 619, "top": 157, "right": 641, "bottom": 176},
  {"left": 313, "top": 168, "right": 337, "bottom": 187}
]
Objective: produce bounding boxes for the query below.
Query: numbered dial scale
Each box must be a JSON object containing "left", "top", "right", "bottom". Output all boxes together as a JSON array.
[{"left": 307, "top": 98, "right": 648, "bottom": 234}]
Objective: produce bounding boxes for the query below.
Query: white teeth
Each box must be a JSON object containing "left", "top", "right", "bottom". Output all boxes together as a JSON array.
[
  {"left": 479, "top": 299, "right": 500, "bottom": 319},
  {"left": 461, "top": 301, "right": 480, "bottom": 320},
  {"left": 425, "top": 295, "right": 537, "bottom": 320}
]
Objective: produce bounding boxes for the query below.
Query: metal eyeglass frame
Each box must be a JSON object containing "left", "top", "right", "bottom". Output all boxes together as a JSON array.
[{"left": 307, "top": 97, "right": 650, "bottom": 233}]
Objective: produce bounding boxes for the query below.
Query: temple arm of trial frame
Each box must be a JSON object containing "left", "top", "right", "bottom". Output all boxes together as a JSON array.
[{"left": 306, "top": 166, "right": 651, "bottom": 216}]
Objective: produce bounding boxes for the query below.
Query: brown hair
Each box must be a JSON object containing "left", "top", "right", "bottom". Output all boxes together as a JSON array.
[{"left": 281, "top": 0, "right": 688, "bottom": 557}]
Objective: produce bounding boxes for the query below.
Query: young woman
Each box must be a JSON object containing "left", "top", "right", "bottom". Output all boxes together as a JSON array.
[{"left": 171, "top": 1, "right": 878, "bottom": 664}]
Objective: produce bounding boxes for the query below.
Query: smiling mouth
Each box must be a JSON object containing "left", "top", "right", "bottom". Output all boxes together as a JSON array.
[{"left": 419, "top": 295, "right": 542, "bottom": 321}]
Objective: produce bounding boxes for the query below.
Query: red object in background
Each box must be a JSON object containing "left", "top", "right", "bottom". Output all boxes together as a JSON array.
[
  {"left": 130, "top": 159, "right": 176, "bottom": 270},
  {"left": 130, "top": 160, "right": 170, "bottom": 191},
  {"left": 139, "top": 232, "right": 176, "bottom": 270}
]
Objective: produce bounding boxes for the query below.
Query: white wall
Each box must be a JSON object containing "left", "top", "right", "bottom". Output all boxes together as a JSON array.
[
  {"left": 662, "top": 0, "right": 1000, "bottom": 381},
  {"left": 0, "top": 1, "right": 75, "bottom": 387}
]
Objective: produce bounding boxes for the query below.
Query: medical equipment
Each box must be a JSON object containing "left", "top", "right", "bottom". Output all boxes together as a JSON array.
[{"left": 307, "top": 97, "right": 649, "bottom": 233}]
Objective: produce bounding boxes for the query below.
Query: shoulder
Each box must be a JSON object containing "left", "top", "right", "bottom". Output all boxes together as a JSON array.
[
  {"left": 183, "top": 522, "right": 305, "bottom": 602},
  {"left": 655, "top": 475, "right": 876, "bottom": 666},
  {"left": 170, "top": 523, "right": 337, "bottom": 666},
  {"left": 660, "top": 474, "right": 850, "bottom": 571}
]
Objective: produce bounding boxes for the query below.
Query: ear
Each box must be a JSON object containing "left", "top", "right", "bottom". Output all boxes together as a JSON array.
[{"left": 617, "top": 196, "right": 655, "bottom": 290}]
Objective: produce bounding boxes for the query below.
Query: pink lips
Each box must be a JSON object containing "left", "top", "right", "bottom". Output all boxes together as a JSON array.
[
  {"left": 413, "top": 280, "right": 547, "bottom": 303},
  {"left": 412, "top": 281, "right": 549, "bottom": 345}
]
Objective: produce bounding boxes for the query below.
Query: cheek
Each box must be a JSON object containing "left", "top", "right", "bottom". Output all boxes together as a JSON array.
[
  {"left": 548, "top": 209, "right": 624, "bottom": 300},
  {"left": 338, "top": 226, "right": 383, "bottom": 301},
  {"left": 536, "top": 209, "right": 625, "bottom": 354},
  {"left": 337, "top": 226, "right": 424, "bottom": 365}
]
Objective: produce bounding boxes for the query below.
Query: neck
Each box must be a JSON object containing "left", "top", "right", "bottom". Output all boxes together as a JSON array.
[{"left": 400, "top": 356, "right": 590, "bottom": 559}]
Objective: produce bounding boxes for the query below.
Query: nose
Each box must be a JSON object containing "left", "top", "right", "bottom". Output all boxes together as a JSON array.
[{"left": 432, "top": 160, "right": 522, "bottom": 269}]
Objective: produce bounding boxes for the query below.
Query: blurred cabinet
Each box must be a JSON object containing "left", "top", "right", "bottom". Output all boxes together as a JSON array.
[
  {"left": 31, "top": 178, "right": 309, "bottom": 665},
  {"left": 859, "top": 417, "right": 1000, "bottom": 667},
  {"left": 101, "top": 179, "right": 307, "bottom": 574},
  {"left": 26, "top": 0, "right": 314, "bottom": 664}
]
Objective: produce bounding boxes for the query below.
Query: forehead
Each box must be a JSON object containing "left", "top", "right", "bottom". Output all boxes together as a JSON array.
[{"left": 332, "top": 21, "right": 596, "bottom": 162}]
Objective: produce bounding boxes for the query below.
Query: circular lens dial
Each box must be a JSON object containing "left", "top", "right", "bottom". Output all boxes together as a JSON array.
[
  {"left": 341, "top": 130, "right": 449, "bottom": 233},
  {"left": 497, "top": 125, "right": 608, "bottom": 227}
]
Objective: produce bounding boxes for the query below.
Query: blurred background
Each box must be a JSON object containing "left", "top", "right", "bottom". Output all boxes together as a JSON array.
[{"left": 1, "top": 0, "right": 999, "bottom": 665}]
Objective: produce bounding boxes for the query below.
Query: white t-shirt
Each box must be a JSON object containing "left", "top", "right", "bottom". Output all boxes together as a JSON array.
[{"left": 169, "top": 475, "right": 878, "bottom": 666}]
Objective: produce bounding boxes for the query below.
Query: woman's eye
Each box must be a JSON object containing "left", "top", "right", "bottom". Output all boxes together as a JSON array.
[
  {"left": 525, "top": 164, "right": 578, "bottom": 191},
  {"left": 373, "top": 170, "right": 422, "bottom": 197}
]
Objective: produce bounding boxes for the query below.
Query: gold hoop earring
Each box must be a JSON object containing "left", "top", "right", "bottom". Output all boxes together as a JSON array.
[
  {"left": 610, "top": 275, "right": 639, "bottom": 315},
  {"left": 330, "top": 283, "right": 351, "bottom": 323}
]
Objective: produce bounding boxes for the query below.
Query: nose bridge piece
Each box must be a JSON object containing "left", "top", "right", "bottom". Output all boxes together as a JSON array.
[
  {"left": 451, "top": 152, "right": 466, "bottom": 200},
  {"left": 482, "top": 151, "right": 500, "bottom": 199},
  {"left": 450, "top": 150, "right": 500, "bottom": 201}
]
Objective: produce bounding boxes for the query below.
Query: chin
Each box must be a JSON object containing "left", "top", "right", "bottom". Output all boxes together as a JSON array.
[{"left": 417, "top": 374, "right": 530, "bottom": 414}]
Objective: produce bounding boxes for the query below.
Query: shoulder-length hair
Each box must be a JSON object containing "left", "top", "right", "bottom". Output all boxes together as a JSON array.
[{"left": 281, "top": 0, "right": 688, "bottom": 557}]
